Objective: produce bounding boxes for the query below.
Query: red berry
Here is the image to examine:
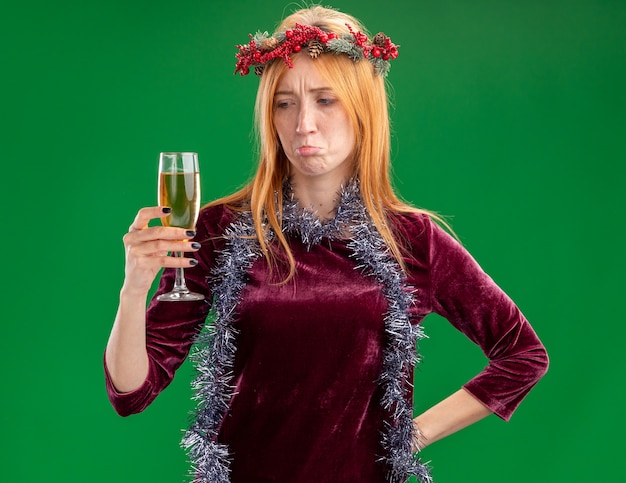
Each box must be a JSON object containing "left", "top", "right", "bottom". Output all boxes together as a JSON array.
[
  {"left": 286, "top": 30, "right": 294, "bottom": 39},
  {"left": 294, "top": 44, "right": 302, "bottom": 52},
  {"left": 319, "top": 33, "right": 328, "bottom": 43},
  {"left": 383, "top": 53, "right": 390, "bottom": 61},
  {"left": 373, "top": 47, "right": 381, "bottom": 57}
]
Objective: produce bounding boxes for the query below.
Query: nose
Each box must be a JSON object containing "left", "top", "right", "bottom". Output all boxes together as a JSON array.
[{"left": 295, "top": 104, "right": 316, "bottom": 134}]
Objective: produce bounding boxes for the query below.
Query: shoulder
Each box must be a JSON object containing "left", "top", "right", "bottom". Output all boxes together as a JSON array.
[
  {"left": 387, "top": 209, "right": 464, "bottom": 263},
  {"left": 385, "top": 210, "right": 435, "bottom": 270},
  {"left": 387, "top": 210, "right": 435, "bottom": 244},
  {"left": 196, "top": 203, "right": 239, "bottom": 239}
]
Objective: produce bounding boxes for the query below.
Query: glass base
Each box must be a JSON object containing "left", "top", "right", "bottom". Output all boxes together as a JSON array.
[{"left": 157, "top": 290, "right": 205, "bottom": 302}]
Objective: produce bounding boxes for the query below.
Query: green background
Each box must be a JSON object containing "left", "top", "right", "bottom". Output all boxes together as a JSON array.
[{"left": 1, "top": 0, "right": 624, "bottom": 481}]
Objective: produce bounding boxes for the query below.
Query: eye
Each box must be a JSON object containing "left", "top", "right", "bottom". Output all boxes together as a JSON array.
[
  {"left": 318, "top": 98, "right": 335, "bottom": 105},
  {"left": 275, "top": 100, "right": 290, "bottom": 109}
]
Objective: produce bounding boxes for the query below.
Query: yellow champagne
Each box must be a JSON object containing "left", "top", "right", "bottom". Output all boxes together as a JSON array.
[{"left": 158, "top": 172, "right": 200, "bottom": 228}]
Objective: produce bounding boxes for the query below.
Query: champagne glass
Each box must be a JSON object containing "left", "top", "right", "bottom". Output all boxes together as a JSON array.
[{"left": 156, "top": 152, "right": 204, "bottom": 302}]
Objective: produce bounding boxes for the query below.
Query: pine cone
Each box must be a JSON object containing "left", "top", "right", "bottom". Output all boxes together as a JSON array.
[
  {"left": 254, "top": 65, "right": 265, "bottom": 76},
  {"left": 373, "top": 32, "right": 387, "bottom": 47},
  {"left": 261, "top": 37, "right": 279, "bottom": 50},
  {"left": 307, "top": 39, "right": 324, "bottom": 59}
]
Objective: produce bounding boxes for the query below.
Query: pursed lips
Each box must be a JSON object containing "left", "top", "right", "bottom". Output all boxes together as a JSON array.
[{"left": 294, "top": 145, "right": 321, "bottom": 156}]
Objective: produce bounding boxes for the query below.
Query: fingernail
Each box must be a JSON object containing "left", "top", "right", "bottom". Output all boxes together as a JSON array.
[
  {"left": 186, "top": 230, "right": 196, "bottom": 237},
  {"left": 189, "top": 259, "right": 198, "bottom": 266},
  {"left": 162, "top": 207, "right": 172, "bottom": 213},
  {"left": 191, "top": 242, "right": 201, "bottom": 249}
]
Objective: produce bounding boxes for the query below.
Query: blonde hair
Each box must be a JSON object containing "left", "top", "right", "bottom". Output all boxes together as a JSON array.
[{"left": 209, "top": 5, "right": 445, "bottom": 281}]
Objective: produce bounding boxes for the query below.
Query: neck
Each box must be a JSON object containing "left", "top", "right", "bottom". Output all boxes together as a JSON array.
[{"left": 289, "top": 173, "right": 349, "bottom": 220}]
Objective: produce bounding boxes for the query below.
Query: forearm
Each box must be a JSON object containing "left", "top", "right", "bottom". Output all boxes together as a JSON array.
[
  {"left": 413, "top": 388, "right": 492, "bottom": 450},
  {"left": 105, "top": 286, "right": 150, "bottom": 393}
]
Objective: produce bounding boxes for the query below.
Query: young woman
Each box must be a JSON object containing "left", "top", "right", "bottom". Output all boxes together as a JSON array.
[{"left": 105, "top": 5, "right": 548, "bottom": 482}]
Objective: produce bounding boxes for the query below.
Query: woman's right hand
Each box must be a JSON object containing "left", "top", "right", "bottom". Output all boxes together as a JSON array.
[{"left": 121, "top": 206, "right": 201, "bottom": 297}]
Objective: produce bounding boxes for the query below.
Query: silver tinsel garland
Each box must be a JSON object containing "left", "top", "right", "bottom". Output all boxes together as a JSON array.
[{"left": 181, "top": 180, "right": 432, "bottom": 483}]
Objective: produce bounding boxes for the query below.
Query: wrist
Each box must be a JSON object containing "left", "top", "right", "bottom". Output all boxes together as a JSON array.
[
  {"left": 412, "top": 419, "right": 429, "bottom": 452},
  {"left": 119, "top": 284, "right": 150, "bottom": 303}
]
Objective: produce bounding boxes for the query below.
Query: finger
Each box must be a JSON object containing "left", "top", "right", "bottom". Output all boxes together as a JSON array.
[
  {"left": 128, "top": 253, "right": 198, "bottom": 276},
  {"left": 125, "top": 227, "right": 196, "bottom": 246},
  {"left": 128, "top": 206, "right": 173, "bottom": 232},
  {"left": 159, "top": 255, "right": 199, "bottom": 269},
  {"left": 127, "top": 239, "right": 201, "bottom": 257}
]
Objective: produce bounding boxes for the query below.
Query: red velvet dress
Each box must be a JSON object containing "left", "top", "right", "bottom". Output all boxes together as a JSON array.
[{"left": 104, "top": 203, "right": 548, "bottom": 482}]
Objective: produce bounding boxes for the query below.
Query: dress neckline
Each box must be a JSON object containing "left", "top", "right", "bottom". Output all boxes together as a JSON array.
[{"left": 280, "top": 177, "right": 362, "bottom": 247}]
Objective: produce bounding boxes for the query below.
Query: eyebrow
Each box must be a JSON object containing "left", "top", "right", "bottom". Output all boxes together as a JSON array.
[{"left": 274, "top": 87, "right": 334, "bottom": 96}]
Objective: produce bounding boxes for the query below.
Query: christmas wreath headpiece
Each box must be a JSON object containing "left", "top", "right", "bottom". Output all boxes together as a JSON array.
[{"left": 235, "top": 23, "right": 399, "bottom": 77}]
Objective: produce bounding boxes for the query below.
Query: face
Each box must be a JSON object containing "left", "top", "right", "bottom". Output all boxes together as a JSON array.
[{"left": 273, "top": 55, "right": 356, "bottom": 185}]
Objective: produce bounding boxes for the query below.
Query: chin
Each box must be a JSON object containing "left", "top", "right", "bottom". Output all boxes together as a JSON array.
[{"left": 291, "top": 161, "right": 327, "bottom": 177}]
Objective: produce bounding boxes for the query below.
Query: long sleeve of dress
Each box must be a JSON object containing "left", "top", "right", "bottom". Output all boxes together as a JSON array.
[
  {"left": 423, "top": 216, "right": 549, "bottom": 420},
  {"left": 104, "top": 205, "right": 232, "bottom": 416}
]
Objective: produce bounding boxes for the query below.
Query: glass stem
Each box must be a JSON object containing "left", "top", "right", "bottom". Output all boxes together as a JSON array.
[{"left": 173, "top": 252, "right": 189, "bottom": 293}]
